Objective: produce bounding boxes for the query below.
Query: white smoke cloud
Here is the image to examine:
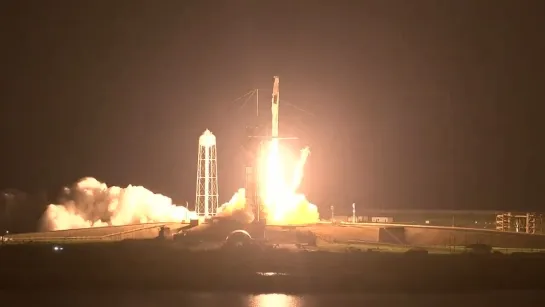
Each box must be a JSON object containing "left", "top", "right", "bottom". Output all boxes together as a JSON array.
[
  {"left": 41, "top": 177, "right": 197, "bottom": 231},
  {"left": 41, "top": 177, "right": 317, "bottom": 231},
  {"left": 216, "top": 188, "right": 254, "bottom": 224}
]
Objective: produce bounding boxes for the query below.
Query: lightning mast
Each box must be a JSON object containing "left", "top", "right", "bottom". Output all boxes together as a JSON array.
[{"left": 195, "top": 129, "right": 219, "bottom": 218}]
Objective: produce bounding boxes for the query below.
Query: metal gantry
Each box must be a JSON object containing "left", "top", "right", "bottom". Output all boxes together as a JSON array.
[
  {"left": 495, "top": 212, "right": 511, "bottom": 231},
  {"left": 495, "top": 212, "right": 538, "bottom": 234}
]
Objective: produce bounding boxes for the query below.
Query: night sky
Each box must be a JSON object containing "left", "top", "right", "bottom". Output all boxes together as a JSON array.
[{"left": 2, "top": 1, "right": 544, "bottom": 214}]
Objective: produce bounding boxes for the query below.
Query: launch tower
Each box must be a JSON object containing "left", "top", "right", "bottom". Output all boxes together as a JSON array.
[
  {"left": 244, "top": 76, "right": 295, "bottom": 222},
  {"left": 195, "top": 129, "right": 219, "bottom": 218}
]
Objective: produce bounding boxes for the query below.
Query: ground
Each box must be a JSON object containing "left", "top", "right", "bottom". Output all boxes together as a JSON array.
[{"left": 4, "top": 221, "right": 545, "bottom": 254}]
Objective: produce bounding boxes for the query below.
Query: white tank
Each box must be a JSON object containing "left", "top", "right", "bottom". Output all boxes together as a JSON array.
[{"left": 199, "top": 129, "right": 216, "bottom": 147}]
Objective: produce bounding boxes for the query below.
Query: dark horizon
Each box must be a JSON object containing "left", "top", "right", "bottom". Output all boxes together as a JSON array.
[{"left": 1, "top": 0, "right": 544, "bottom": 214}]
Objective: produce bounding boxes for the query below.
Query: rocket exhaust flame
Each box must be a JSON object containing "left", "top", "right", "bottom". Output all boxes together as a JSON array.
[
  {"left": 257, "top": 76, "right": 318, "bottom": 224},
  {"left": 218, "top": 77, "right": 319, "bottom": 225},
  {"left": 259, "top": 139, "right": 319, "bottom": 225},
  {"left": 40, "top": 76, "right": 319, "bottom": 231}
]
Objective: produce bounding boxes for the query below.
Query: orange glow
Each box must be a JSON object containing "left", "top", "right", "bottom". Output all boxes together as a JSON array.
[{"left": 259, "top": 139, "right": 318, "bottom": 224}]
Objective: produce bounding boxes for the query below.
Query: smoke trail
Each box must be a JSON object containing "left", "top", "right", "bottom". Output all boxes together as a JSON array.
[
  {"left": 41, "top": 177, "right": 197, "bottom": 231},
  {"left": 291, "top": 146, "right": 310, "bottom": 191}
]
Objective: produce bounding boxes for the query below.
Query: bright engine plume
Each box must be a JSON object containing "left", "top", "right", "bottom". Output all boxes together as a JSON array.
[
  {"left": 216, "top": 188, "right": 255, "bottom": 224},
  {"left": 260, "top": 139, "right": 319, "bottom": 224},
  {"left": 41, "top": 177, "right": 197, "bottom": 231},
  {"left": 214, "top": 139, "right": 319, "bottom": 225},
  {"left": 251, "top": 75, "right": 318, "bottom": 225}
]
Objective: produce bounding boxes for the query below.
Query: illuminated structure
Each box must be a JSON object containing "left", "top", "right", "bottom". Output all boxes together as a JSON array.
[
  {"left": 244, "top": 120, "right": 264, "bottom": 221},
  {"left": 243, "top": 76, "right": 316, "bottom": 225},
  {"left": 195, "top": 129, "right": 219, "bottom": 218},
  {"left": 271, "top": 76, "right": 280, "bottom": 138},
  {"left": 244, "top": 76, "right": 281, "bottom": 222},
  {"left": 495, "top": 212, "right": 539, "bottom": 234}
]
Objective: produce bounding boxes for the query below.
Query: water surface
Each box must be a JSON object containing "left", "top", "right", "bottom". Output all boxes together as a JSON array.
[{"left": 1, "top": 290, "right": 542, "bottom": 306}]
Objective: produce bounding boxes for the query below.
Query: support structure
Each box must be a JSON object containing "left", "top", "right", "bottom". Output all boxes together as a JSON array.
[
  {"left": 244, "top": 141, "right": 266, "bottom": 222},
  {"left": 195, "top": 129, "right": 219, "bottom": 218},
  {"left": 242, "top": 76, "right": 297, "bottom": 223},
  {"left": 495, "top": 212, "right": 538, "bottom": 234},
  {"left": 526, "top": 212, "right": 537, "bottom": 234},
  {"left": 495, "top": 212, "right": 511, "bottom": 231},
  {"left": 244, "top": 166, "right": 256, "bottom": 217}
]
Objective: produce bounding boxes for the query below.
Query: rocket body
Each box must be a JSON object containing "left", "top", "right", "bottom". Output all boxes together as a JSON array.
[{"left": 271, "top": 76, "right": 280, "bottom": 138}]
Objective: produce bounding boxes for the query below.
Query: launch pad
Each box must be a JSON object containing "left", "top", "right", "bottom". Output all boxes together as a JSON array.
[
  {"left": 15, "top": 76, "right": 545, "bottom": 253},
  {"left": 7, "top": 220, "right": 545, "bottom": 253}
]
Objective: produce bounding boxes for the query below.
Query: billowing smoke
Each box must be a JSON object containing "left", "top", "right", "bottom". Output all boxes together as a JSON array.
[
  {"left": 216, "top": 188, "right": 254, "bottom": 224},
  {"left": 216, "top": 188, "right": 319, "bottom": 225},
  {"left": 267, "top": 195, "right": 319, "bottom": 225},
  {"left": 41, "top": 177, "right": 197, "bottom": 231},
  {"left": 42, "top": 176, "right": 317, "bottom": 231}
]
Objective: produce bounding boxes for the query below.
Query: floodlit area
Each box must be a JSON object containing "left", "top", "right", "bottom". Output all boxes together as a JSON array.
[
  {"left": 216, "top": 135, "right": 319, "bottom": 225},
  {"left": 41, "top": 132, "right": 318, "bottom": 231},
  {"left": 41, "top": 76, "right": 319, "bottom": 231},
  {"left": 26, "top": 75, "right": 542, "bottom": 257}
]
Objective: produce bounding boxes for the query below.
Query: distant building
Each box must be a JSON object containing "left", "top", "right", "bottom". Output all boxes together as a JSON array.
[
  {"left": 371, "top": 216, "right": 394, "bottom": 223},
  {"left": 332, "top": 215, "right": 367, "bottom": 223}
]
